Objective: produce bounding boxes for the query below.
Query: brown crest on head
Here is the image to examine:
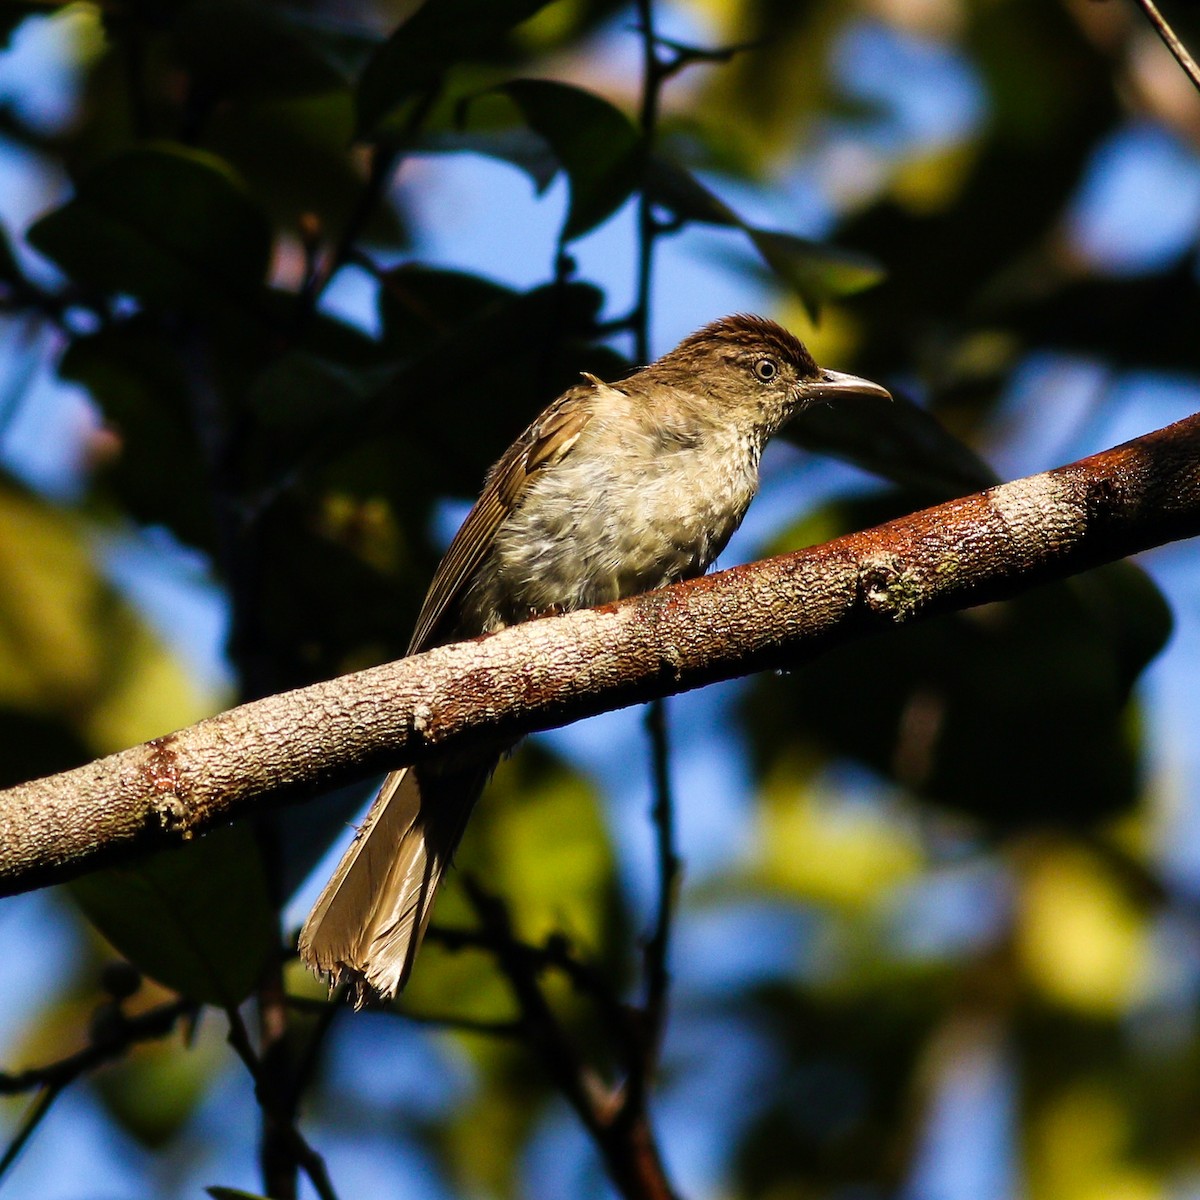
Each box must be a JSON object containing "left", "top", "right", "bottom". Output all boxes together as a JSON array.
[{"left": 672, "top": 314, "right": 819, "bottom": 378}]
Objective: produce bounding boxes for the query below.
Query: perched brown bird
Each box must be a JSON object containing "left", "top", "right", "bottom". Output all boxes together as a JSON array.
[{"left": 299, "top": 314, "right": 890, "bottom": 1004}]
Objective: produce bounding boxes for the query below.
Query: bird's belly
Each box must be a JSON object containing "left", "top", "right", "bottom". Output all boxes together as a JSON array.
[{"left": 467, "top": 446, "right": 757, "bottom": 630}]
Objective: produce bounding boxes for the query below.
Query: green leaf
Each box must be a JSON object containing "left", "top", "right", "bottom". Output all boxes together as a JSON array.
[
  {"left": 356, "top": 0, "right": 559, "bottom": 134},
  {"left": 95, "top": 1021, "right": 225, "bottom": 1147},
  {"left": 72, "top": 825, "right": 277, "bottom": 1006},
  {"left": 747, "top": 228, "right": 886, "bottom": 319},
  {"left": 646, "top": 154, "right": 741, "bottom": 226},
  {"left": 207, "top": 1189, "right": 274, "bottom": 1200},
  {"left": 27, "top": 145, "right": 271, "bottom": 314},
  {"left": 416, "top": 128, "right": 560, "bottom": 193},
  {"left": 648, "top": 156, "right": 884, "bottom": 316},
  {"left": 59, "top": 322, "right": 215, "bottom": 551},
  {"left": 501, "top": 79, "right": 641, "bottom": 240},
  {"left": 787, "top": 389, "right": 998, "bottom": 499},
  {"left": 173, "top": 1, "right": 363, "bottom": 101}
]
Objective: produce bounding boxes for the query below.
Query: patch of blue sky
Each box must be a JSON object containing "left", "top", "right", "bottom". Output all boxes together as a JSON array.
[
  {"left": 0, "top": 333, "right": 96, "bottom": 499},
  {"left": 160, "top": 1056, "right": 258, "bottom": 1197},
  {"left": 987, "top": 352, "right": 1200, "bottom": 487},
  {"left": 397, "top": 154, "right": 781, "bottom": 355},
  {"left": 4, "top": 1086, "right": 146, "bottom": 1199},
  {"left": 522, "top": 1103, "right": 608, "bottom": 1200},
  {"left": 93, "top": 526, "right": 235, "bottom": 696},
  {"left": 320, "top": 1130, "right": 452, "bottom": 1200},
  {"left": 655, "top": 1016, "right": 788, "bottom": 1199},
  {"left": 0, "top": 4, "right": 100, "bottom": 135},
  {"left": 670, "top": 901, "right": 829, "bottom": 993},
  {"left": 0, "top": 891, "right": 86, "bottom": 1050},
  {"left": 320, "top": 1014, "right": 471, "bottom": 1119},
  {"left": 1069, "top": 121, "right": 1200, "bottom": 275},
  {"left": 318, "top": 259, "right": 383, "bottom": 340},
  {"left": 832, "top": 19, "right": 986, "bottom": 153},
  {"left": 1140, "top": 545, "right": 1200, "bottom": 897},
  {"left": 882, "top": 859, "right": 1014, "bottom": 962},
  {"left": 985, "top": 351, "right": 1114, "bottom": 480},
  {"left": 903, "top": 1032, "right": 1018, "bottom": 1200}
]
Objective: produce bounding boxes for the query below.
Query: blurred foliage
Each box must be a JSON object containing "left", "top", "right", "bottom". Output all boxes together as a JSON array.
[{"left": 0, "top": 1, "right": 1196, "bottom": 1199}]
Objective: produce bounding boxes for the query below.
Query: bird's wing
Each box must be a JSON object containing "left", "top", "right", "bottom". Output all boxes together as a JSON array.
[{"left": 406, "top": 381, "right": 597, "bottom": 653}]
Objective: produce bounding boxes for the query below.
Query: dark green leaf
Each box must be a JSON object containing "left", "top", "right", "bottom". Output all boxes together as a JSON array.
[
  {"left": 173, "top": 1, "right": 364, "bottom": 101},
  {"left": 356, "top": 0, "right": 559, "bottom": 134},
  {"left": 207, "top": 1189, "right": 273, "bottom": 1200},
  {"left": 747, "top": 228, "right": 885, "bottom": 319},
  {"left": 0, "top": 708, "right": 90, "bottom": 789},
  {"left": 72, "top": 825, "right": 276, "bottom": 1006},
  {"left": 28, "top": 145, "right": 271, "bottom": 314},
  {"left": 59, "top": 323, "right": 215, "bottom": 551},
  {"left": 787, "top": 389, "right": 998, "bottom": 500},
  {"left": 646, "top": 154, "right": 740, "bottom": 226},
  {"left": 649, "top": 156, "right": 884, "bottom": 315},
  {"left": 416, "top": 128, "right": 560, "bottom": 193},
  {"left": 501, "top": 79, "right": 640, "bottom": 239}
]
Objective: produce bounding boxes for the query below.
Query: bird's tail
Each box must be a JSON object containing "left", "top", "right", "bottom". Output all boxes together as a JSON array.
[{"left": 298, "top": 763, "right": 486, "bottom": 1006}]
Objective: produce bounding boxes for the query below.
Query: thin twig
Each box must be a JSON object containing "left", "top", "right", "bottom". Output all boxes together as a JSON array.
[
  {"left": 461, "top": 881, "right": 607, "bottom": 1135},
  {"left": 633, "top": 0, "right": 663, "bottom": 365},
  {"left": 224, "top": 1006, "right": 340, "bottom": 1200},
  {"left": 0, "top": 998, "right": 192, "bottom": 1095},
  {"left": 284, "top": 992, "right": 524, "bottom": 1038},
  {"left": 298, "top": 86, "right": 441, "bottom": 320},
  {"left": 626, "top": 0, "right": 681, "bottom": 1132},
  {"left": 0, "top": 1084, "right": 60, "bottom": 1182},
  {"left": 0, "top": 998, "right": 193, "bottom": 1184},
  {"left": 640, "top": 698, "right": 679, "bottom": 1077},
  {"left": 426, "top": 922, "right": 641, "bottom": 1055},
  {"left": 462, "top": 880, "right": 677, "bottom": 1200},
  {"left": 1131, "top": 0, "right": 1200, "bottom": 93}
]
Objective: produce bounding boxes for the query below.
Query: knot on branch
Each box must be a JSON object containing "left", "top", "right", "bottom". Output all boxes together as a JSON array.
[
  {"left": 411, "top": 701, "right": 434, "bottom": 736},
  {"left": 143, "top": 737, "right": 193, "bottom": 837},
  {"left": 858, "top": 551, "right": 925, "bottom": 622}
]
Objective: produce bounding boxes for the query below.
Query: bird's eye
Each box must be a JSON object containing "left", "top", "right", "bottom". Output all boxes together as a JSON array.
[{"left": 753, "top": 357, "right": 778, "bottom": 382}]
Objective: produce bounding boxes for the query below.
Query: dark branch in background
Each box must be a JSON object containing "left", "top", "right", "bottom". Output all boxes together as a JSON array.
[
  {"left": 224, "top": 1006, "right": 340, "bottom": 1200},
  {"left": 463, "top": 880, "right": 677, "bottom": 1200},
  {"left": 297, "top": 85, "right": 441, "bottom": 321},
  {"left": 1130, "top": 0, "right": 1200, "bottom": 92},
  {"left": 640, "top": 700, "right": 679, "bottom": 1080},
  {"left": 2, "top": 410, "right": 1200, "bottom": 895},
  {"left": 633, "top": 0, "right": 663, "bottom": 367},
  {"left": 630, "top": 0, "right": 680, "bottom": 1167},
  {"left": 0, "top": 998, "right": 193, "bottom": 1184}
]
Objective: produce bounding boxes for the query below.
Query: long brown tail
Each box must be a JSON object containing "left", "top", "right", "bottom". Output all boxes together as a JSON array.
[{"left": 298, "top": 763, "right": 487, "bottom": 1005}]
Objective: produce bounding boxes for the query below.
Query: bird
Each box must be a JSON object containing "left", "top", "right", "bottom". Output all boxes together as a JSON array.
[{"left": 298, "top": 313, "right": 890, "bottom": 1005}]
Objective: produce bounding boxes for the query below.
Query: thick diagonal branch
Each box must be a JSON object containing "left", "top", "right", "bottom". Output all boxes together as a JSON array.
[{"left": 1, "top": 411, "right": 1198, "bottom": 896}]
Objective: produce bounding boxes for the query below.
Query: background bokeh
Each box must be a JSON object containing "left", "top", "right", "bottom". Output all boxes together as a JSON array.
[{"left": 1, "top": 1, "right": 1200, "bottom": 1198}]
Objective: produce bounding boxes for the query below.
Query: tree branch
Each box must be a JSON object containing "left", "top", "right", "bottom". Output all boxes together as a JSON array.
[
  {"left": 2, "top": 411, "right": 1200, "bottom": 896},
  {"left": 1131, "top": 0, "right": 1200, "bottom": 94}
]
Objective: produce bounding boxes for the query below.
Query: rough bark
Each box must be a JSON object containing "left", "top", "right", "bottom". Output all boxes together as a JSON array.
[{"left": 1, "top": 411, "right": 1198, "bottom": 897}]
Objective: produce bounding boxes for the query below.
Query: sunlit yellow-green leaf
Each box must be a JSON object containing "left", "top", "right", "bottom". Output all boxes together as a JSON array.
[
  {"left": 1028, "top": 1080, "right": 1162, "bottom": 1200},
  {"left": 753, "top": 757, "right": 923, "bottom": 908},
  {"left": 1016, "top": 842, "right": 1149, "bottom": 1017},
  {"left": 95, "top": 1011, "right": 225, "bottom": 1146}
]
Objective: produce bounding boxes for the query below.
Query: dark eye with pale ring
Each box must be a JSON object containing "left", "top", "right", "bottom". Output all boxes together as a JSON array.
[{"left": 753, "top": 357, "right": 778, "bottom": 382}]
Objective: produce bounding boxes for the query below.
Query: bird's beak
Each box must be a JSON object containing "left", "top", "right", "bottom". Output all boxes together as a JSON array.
[{"left": 799, "top": 368, "right": 892, "bottom": 405}]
